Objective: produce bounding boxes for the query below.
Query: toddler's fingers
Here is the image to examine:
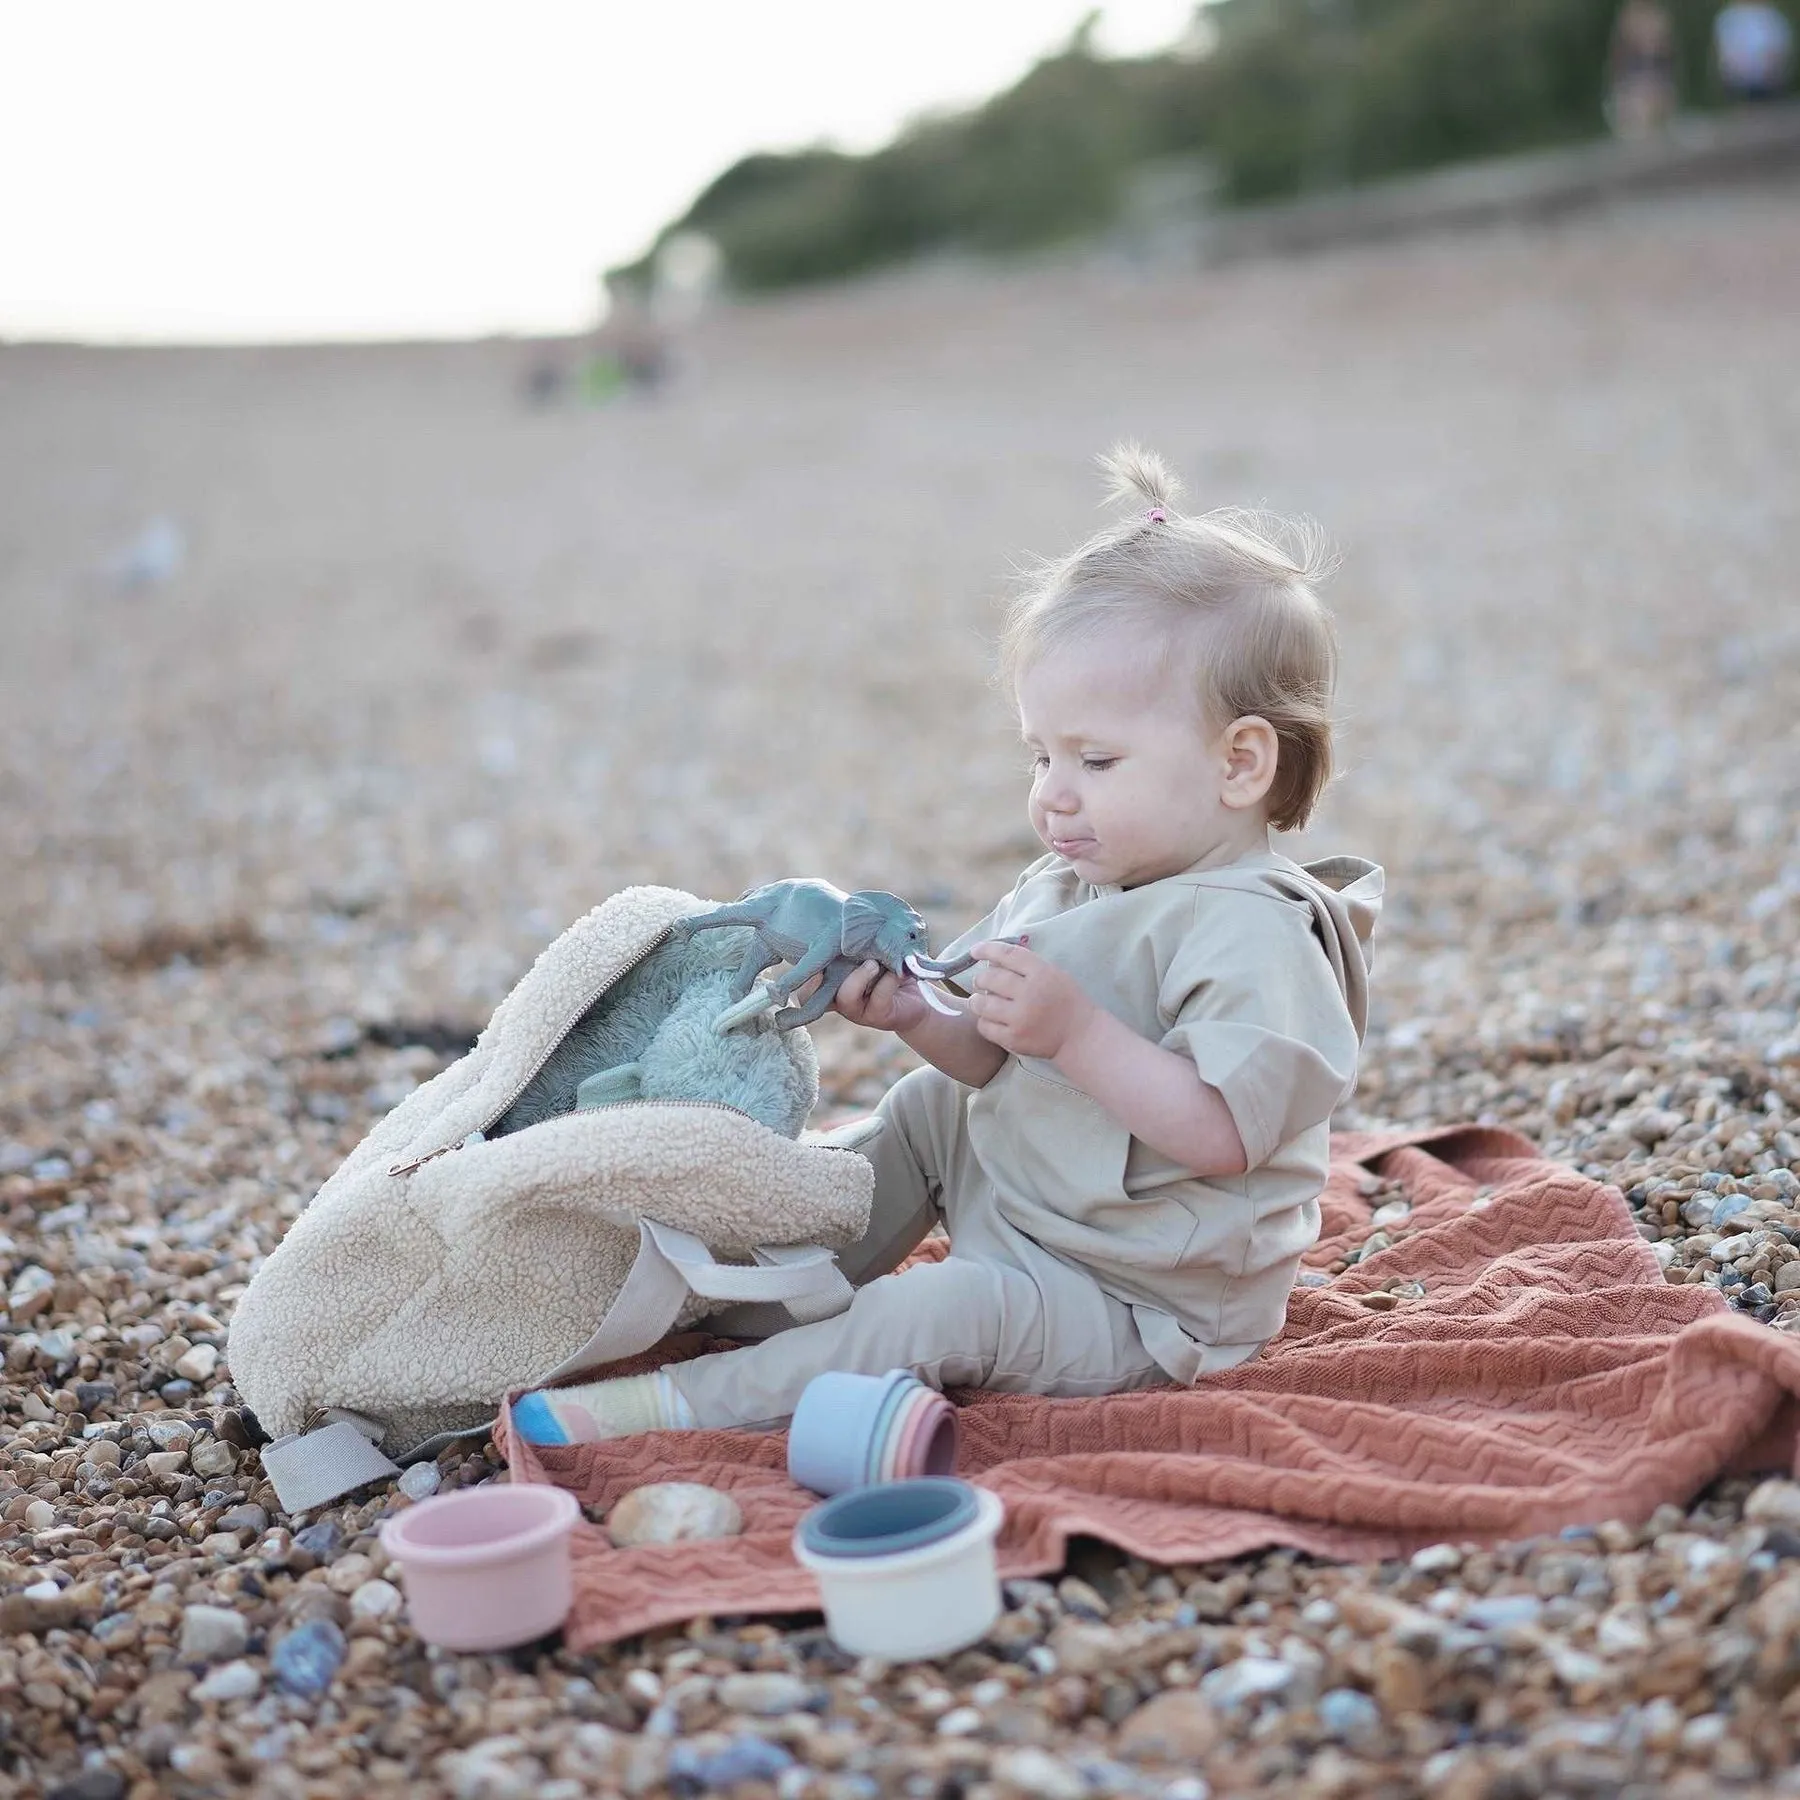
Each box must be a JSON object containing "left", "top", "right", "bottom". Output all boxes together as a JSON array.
[
  {"left": 971, "top": 936, "right": 1033, "bottom": 971},
  {"left": 836, "top": 960, "right": 879, "bottom": 1015},
  {"left": 970, "top": 1010, "right": 1007, "bottom": 1047},
  {"left": 867, "top": 967, "right": 903, "bottom": 1012}
]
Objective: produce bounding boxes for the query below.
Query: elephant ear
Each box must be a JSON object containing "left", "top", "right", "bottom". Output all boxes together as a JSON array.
[{"left": 841, "top": 890, "right": 908, "bottom": 960}]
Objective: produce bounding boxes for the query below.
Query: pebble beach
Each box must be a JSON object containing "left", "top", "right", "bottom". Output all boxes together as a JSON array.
[{"left": 3, "top": 178, "right": 1799, "bottom": 1798}]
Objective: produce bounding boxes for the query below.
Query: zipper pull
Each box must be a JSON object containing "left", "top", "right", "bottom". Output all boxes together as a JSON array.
[{"left": 388, "top": 1130, "right": 485, "bottom": 1179}]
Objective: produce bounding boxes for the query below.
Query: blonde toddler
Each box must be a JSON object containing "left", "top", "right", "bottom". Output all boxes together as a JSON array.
[{"left": 515, "top": 446, "right": 1382, "bottom": 1444}]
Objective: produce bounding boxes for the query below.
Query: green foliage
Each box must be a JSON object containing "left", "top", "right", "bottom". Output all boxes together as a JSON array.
[{"left": 617, "top": 0, "right": 1796, "bottom": 292}]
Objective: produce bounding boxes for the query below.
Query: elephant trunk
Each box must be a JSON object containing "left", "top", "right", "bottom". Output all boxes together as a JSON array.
[{"left": 903, "top": 950, "right": 980, "bottom": 980}]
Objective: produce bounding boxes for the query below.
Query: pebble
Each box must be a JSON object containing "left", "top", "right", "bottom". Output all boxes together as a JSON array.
[
  {"left": 991, "top": 1748, "right": 1088, "bottom": 1800},
  {"left": 666, "top": 1735, "right": 794, "bottom": 1790},
  {"left": 47, "top": 1775, "right": 126, "bottom": 1800},
  {"left": 1116, "top": 1690, "right": 1221, "bottom": 1760},
  {"left": 350, "top": 1578, "right": 403, "bottom": 1619},
  {"left": 1056, "top": 1575, "right": 1110, "bottom": 1619},
  {"left": 189, "top": 1437, "right": 239, "bottom": 1479},
  {"left": 398, "top": 1460, "right": 443, "bottom": 1499},
  {"left": 216, "top": 1503, "right": 269, "bottom": 1536},
  {"left": 1198, "top": 1657, "right": 1294, "bottom": 1709},
  {"left": 1316, "top": 1687, "right": 1383, "bottom": 1749},
  {"left": 441, "top": 1739, "right": 543, "bottom": 1800},
  {"left": 174, "top": 1343, "right": 220, "bottom": 1382},
  {"left": 605, "top": 1481, "right": 743, "bottom": 1547},
  {"left": 325, "top": 1552, "right": 375, "bottom": 1593},
  {"left": 1409, "top": 1543, "right": 1463, "bottom": 1573},
  {"left": 193, "top": 1659, "right": 263, "bottom": 1703},
  {"left": 272, "top": 1618, "right": 347, "bottom": 1696},
  {"left": 1463, "top": 1594, "right": 1544, "bottom": 1631},
  {"left": 1746, "top": 1481, "right": 1800, "bottom": 1530},
  {"left": 8, "top": 1264, "right": 55, "bottom": 1318},
  {"left": 293, "top": 1519, "right": 344, "bottom": 1561},
  {"left": 179, "top": 1603, "right": 250, "bottom": 1663},
  {"left": 718, "top": 1672, "right": 815, "bottom": 1715},
  {"left": 1596, "top": 1608, "right": 1653, "bottom": 1655},
  {"left": 1712, "top": 1194, "right": 1753, "bottom": 1230}
]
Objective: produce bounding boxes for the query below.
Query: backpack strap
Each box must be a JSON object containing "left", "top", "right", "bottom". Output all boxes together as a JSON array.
[{"left": 534, "top": 1219, "right": 854, "bottom": 1384}]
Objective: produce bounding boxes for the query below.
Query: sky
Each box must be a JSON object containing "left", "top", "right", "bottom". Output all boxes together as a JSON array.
[{"left": 0, "top": 1, "right": 1201, "bottom": 344}]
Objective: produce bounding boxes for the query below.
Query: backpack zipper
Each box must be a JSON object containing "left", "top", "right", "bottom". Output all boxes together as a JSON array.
[
  {"left": 385, "top": 924, "right": 864, "bottom": 1178},
  {"left": 388, "top": 925, "right": 678, "bottom": 1177}
]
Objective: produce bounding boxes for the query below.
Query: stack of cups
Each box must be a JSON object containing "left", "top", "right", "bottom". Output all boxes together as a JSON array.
[{"left": 787, "top": 1368, "right": 959, "bottom": 1496}]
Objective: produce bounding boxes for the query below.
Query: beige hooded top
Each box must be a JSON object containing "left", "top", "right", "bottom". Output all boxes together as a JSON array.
[{"left": 941, "top": 846, "right": 1383, "bottom": 1382}]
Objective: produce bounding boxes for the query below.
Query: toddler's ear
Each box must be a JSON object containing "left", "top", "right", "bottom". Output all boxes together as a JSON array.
[{"left": 1219, "top": 716, "right": 1279, "bottom": 811}]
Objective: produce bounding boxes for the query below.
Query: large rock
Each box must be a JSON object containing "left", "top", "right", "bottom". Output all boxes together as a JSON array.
[{"left": 605, "top": 1482, "right": 742, "bottom": 1548}]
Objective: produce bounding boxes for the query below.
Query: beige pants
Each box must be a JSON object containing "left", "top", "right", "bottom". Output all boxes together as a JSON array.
[{"left": 666, "top": 1066, "right": 1167, "bottom": 1430}]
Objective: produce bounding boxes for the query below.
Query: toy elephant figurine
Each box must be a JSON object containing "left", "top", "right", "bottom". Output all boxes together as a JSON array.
[{"left": 669, "top": 880, "right": 996, "bottom": 1034}]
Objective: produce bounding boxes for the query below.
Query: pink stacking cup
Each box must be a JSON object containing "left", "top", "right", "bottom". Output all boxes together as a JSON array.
[{"left": 379, "top": 1485, "right": 581, "bottom": 1651}]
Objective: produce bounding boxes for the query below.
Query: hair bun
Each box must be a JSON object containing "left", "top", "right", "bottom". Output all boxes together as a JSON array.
[{"left": 1099, "top": 442, "right": 1182, "bottom": 515}]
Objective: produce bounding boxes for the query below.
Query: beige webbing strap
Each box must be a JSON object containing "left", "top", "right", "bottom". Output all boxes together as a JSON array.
[
  {"left": 534, "top": 1220, "right": 853, "bottom": 1386},
  {"left": 261, "top": 1415, "right": 403, "bottom": 1516}
]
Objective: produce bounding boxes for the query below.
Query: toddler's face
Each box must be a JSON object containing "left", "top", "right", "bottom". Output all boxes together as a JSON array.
[{"left": 1016, "top": 631, "right": 1265, "bottom": 889}]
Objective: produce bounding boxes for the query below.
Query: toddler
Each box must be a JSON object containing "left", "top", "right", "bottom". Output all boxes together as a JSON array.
[{"left": 516, "top": 445, "right": 1382, "bottom": 1444}]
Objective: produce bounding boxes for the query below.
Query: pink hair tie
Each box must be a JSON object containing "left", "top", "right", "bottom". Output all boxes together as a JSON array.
[{"left": 1145, "top": 506, "right": 1167, "bottom": 524}]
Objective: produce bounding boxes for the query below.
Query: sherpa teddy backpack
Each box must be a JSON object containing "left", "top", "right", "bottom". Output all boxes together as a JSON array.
[{"left": 227, "top": 885, "right": 875, "bottom": 1513}]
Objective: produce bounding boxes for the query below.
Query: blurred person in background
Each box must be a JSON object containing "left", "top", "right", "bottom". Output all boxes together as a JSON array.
[
  {"left": 1715, "top": 0, "right": 1795, "bottom": 99},
  {"left": 1607, "top": 0, "right": 1679, "bottom": 137}
]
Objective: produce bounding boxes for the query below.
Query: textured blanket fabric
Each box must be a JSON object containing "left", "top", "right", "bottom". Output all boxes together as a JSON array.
[{"left": 504, "top": 1125, "right": 1800, "bottom": 1650}]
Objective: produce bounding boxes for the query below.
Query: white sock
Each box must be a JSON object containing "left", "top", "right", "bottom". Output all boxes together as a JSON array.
[{"left": 512, "top": 1370, "right": 695, "bottom": 1445}]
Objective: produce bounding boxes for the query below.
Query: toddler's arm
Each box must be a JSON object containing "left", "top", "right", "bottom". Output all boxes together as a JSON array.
[
  {"left": 1051, "top": 1009, "right": 1248, "bottom": 1178},
  {"left": 968, "top": 941, "right": 1247, "bottom": 1178},
  {"left": 834, "top": 960, "right": 1007, "bottom": 1089}
]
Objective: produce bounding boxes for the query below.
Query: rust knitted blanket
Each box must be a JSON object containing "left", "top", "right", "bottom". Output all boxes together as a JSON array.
[{"left": 504, "top": 1125, "right": 1800, "bottom": 1650}]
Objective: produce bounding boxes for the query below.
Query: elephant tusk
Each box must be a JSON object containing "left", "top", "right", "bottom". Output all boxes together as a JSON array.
[
  {"left": 905, "top": 954, "right": 966, "bottom": 1015},
  {"left": 918, "top": 980, "right": 960, "bottom": 1016}
]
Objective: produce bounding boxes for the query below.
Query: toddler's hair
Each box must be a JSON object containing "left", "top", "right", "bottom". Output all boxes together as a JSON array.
[{"left": 1000, "top": 445, "right": 1339, "bottom": 832}]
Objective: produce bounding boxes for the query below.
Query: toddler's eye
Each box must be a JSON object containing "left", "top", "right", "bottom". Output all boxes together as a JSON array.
[
  {"left": 1027, "top": 753, "right": 1049, "bottom": 773},
  {"left": 1082, "top": 757, "right": 1117, "bottom": 772}
]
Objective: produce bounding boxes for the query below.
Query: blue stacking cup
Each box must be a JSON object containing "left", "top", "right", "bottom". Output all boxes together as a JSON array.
[{"left": 788, "top": 1369, "right": 919, "bottom": 1496}]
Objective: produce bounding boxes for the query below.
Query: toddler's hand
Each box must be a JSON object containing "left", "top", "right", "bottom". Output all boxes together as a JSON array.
[
  {"left": 832, "top": 960, "right": 931, "bottom": 1035},
  {"left": 967, "top": 939, "right": 1095, "bottom": 1061}
]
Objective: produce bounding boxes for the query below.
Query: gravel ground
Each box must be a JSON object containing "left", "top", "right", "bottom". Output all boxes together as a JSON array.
[{"left": 2, "top": 180, "right": 1799, "bottom": 1799}]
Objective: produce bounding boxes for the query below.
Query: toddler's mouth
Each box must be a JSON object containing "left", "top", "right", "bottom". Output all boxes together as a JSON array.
[{"left": 1051, "top": 835, "right": 1096, "bottom": 857}]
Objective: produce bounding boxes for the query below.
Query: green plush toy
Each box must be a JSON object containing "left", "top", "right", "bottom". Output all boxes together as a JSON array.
[
  {"left": 493, "top": 924, "right": 817, "bottom": 1140},
  {"left": 491, "top": 882, "right": 990, "bottom": 1143}
]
